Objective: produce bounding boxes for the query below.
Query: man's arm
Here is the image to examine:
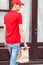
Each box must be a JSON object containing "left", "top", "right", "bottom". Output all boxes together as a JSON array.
[
  {"left": 4, "top": 24, "right": 7, "bottom": 48},
  {"left": 4, "top": 24, "right": 6, "bottom": 42},
  {"left": 19, "top": 24, "right": 28, "bottom": 47}
]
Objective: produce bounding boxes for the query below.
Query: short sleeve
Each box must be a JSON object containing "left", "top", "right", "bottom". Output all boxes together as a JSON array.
[{"left": 18, "top": 13, "right": 22, "bottom": 24}]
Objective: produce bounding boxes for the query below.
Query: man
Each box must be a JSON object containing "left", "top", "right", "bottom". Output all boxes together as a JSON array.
[{"left": 4, "top": 0, "right": 28, "bottom": 65}]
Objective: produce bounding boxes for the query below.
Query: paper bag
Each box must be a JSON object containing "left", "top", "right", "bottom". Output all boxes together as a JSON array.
[{"left": 16, "top": 47, "right": 30, "bottom": 63}]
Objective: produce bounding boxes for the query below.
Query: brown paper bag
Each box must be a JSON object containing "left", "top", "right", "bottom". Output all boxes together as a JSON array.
[{"left": 16, "top": 47, "right": 30, "bottom": 63}]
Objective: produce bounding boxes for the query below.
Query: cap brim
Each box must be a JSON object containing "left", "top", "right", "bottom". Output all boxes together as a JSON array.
[
  {"left": 20, "top": 2, "right": 24, "bottom": 5},
  {"left": 21, "top": 3, "right": 24, "bottom": 5}
]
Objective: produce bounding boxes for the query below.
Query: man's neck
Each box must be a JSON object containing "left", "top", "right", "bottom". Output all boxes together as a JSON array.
[{"left": 11, "top": 7, "right": 17, "bottom": 11}]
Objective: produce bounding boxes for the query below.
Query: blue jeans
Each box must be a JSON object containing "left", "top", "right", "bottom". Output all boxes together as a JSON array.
[{"left": 7, "top": 43, "right": 20, "bottom": 65}]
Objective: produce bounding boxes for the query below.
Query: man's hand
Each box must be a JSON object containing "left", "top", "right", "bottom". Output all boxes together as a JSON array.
[
  {"left": 24, "top": 43, "right": 28, "bottom": 48},
  {"left": 4, "top": 43, "right": 8, "bottom": 49}
]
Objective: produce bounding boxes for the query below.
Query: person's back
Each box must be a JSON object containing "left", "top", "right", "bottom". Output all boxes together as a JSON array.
[
  {"left": 4, "top": 0, "right": 28, "bottom": 65},
  {"left": 4, "top": 10, "right": 22, "bottom": 43}
]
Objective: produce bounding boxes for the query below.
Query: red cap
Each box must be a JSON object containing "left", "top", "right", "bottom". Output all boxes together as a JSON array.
[{"left": 11, "top": 0, "right": 24, "bottom": 5}]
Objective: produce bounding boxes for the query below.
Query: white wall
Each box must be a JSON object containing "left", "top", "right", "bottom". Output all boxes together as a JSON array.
[
  {"left": 0, "top": 0, "right": 9, "bottom": 10},
  {"left": 37, "top": 0, "right": 43, "bottom": 42},
  {"left": 20, "top": 0, "right": 32, "bottom": 42},
  {"left": 0, "top": 0, "right": 9, "bottom": 43}
]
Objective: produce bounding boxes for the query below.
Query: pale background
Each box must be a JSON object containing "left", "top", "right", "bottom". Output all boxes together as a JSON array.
[{"left": 37, "top": 0, "right": 43, "bottom": 42}]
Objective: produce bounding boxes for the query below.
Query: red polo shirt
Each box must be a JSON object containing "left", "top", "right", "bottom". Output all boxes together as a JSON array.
[{"left": 4, "top": 10, "right": 22, "bottom": 44}]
